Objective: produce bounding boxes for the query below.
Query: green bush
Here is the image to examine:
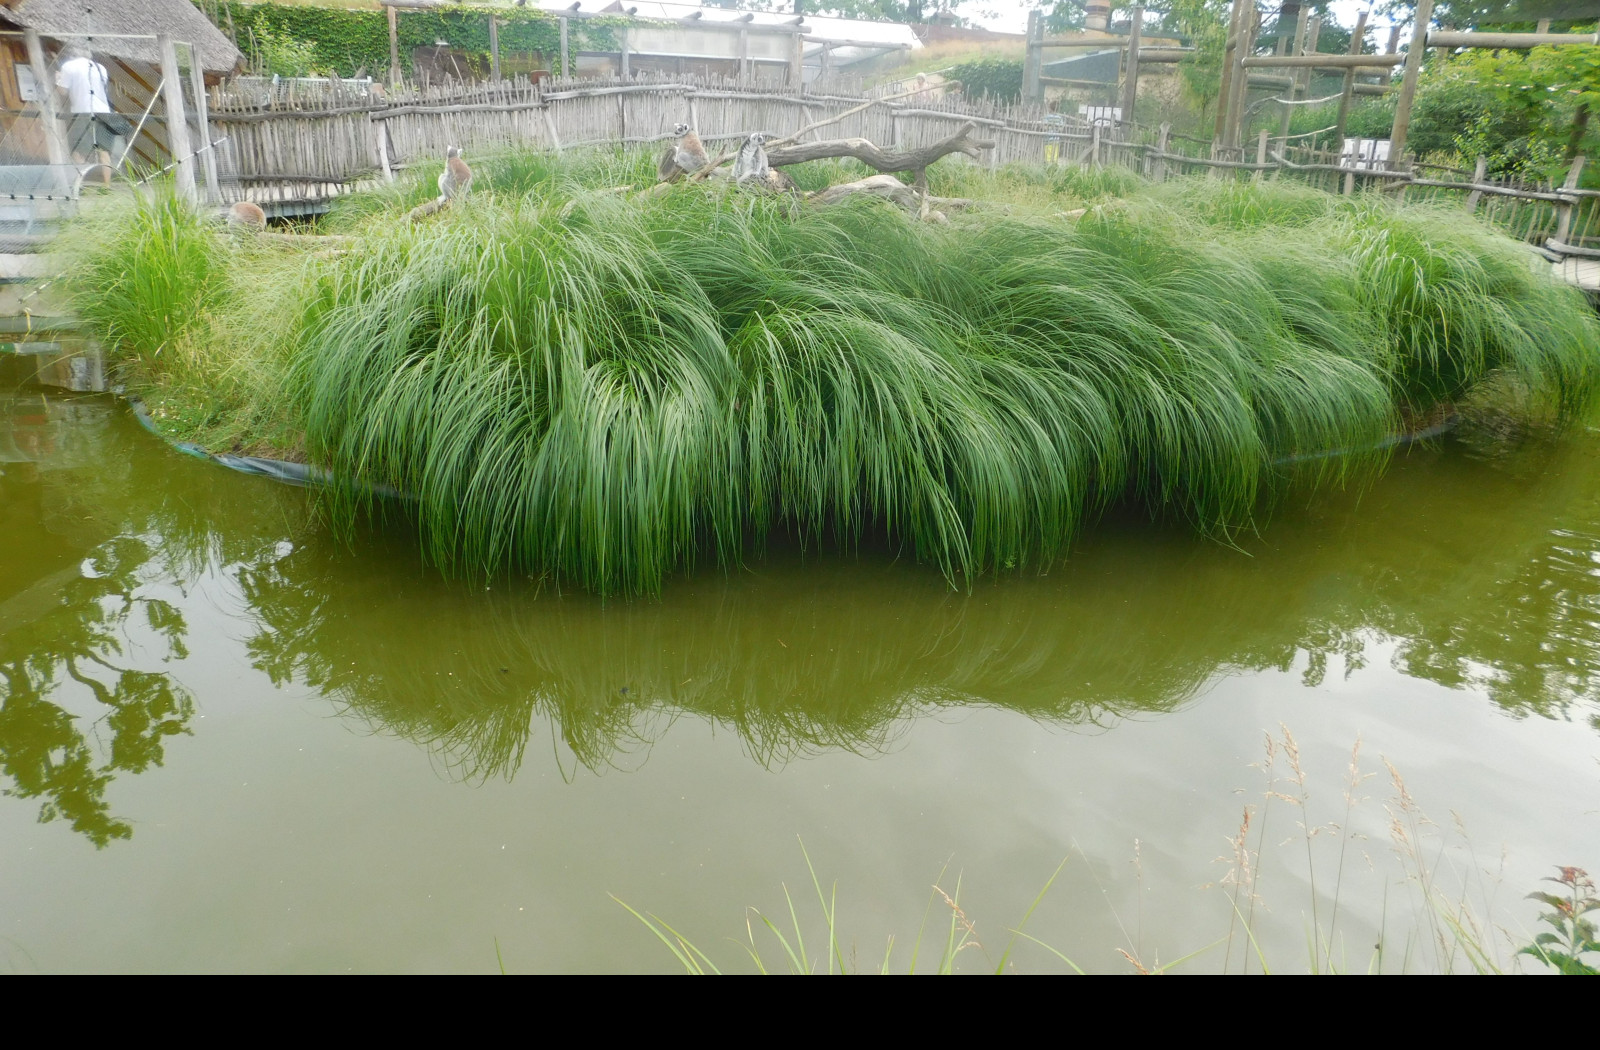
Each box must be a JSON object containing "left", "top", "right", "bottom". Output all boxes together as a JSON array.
[{"left": 948, "top": 58, "right": 1023, "bottom": 104}]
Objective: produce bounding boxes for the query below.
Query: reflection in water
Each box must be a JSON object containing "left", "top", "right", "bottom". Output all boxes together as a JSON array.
[
  {"left": 0, "top": 391, "right": 305, "bottom": 845},
  {"left": 234, "top": 424, "right": 1600, "bottom": 781},
  {"left": 4, "top": 385, "right": 1600, "bottom": 845}
]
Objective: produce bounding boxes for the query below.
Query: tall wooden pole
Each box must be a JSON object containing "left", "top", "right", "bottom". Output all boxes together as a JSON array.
[
  {"left": 1214, "top": 0, "right": 1245, "bottom": 147},
  {"left": 157, "top": 33, "right": 196, "bottom": 201},
  {"left": 1276, "top": 7, "right": 1310, "bottom": 142},
  {"left": 387, "top": 5, "right": 400, "bottom": 86},
  {"left": 1333, "top": 8, "right": 1369, "bottom": 148},
  {"left": 187, "top": 42, "right": 219, "bottom": 201},
  {"left": 560, "top": 17, "right": 570, "bottom": 77},
  {"left": 24, "top": 29, "right": 68, "bottom": 169},
  {"left": 1024, "top": 10, "right": 1042, "bottom": 104},
  {"left": 1389, "top": 0, "right": 1435, "bottom": 168},
  {"left": 489, "top": 16, "right": 500, "bottom": 81},
  {"left": 1119, "top": 4, "right": 1143, "bottom": 128},
  {"left": 1227, "top": 4, "right": 1259, "bottom": 150}
]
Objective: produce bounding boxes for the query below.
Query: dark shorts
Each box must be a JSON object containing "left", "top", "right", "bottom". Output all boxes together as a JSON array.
[{"left": 66, "top": 112, "right": 133, "bottom": 152}]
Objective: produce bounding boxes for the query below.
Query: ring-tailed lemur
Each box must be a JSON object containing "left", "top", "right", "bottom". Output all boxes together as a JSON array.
[
  {"left": 733, "top": 132, "right": 771, "bottom": 183},
  {"left": 437, "top": 146, "right": 473, "bottom": 201},
  {"left": 672, "top": 122, "right": 709, "bottom": 174}
]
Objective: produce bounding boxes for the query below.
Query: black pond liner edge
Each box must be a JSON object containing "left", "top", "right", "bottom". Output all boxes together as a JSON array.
[{"left": 125, "top": 394, "right": 412, "bottom": 501}]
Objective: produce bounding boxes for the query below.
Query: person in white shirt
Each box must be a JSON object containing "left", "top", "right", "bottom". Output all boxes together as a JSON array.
[{"left": 56, "top": 45, "right": 128, "bottom": 186}]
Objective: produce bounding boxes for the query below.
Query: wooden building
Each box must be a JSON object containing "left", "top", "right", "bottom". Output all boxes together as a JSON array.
[{"left": 0, "top": 0, "right": 240, "bottom": 189}]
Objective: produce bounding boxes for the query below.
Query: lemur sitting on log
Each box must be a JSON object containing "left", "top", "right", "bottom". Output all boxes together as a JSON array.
[{"left": 733, "top": 133, "right": 795, "bottom": 193}]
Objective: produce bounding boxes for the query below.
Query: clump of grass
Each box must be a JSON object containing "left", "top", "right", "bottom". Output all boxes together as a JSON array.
[
  {"left": 614, "top": 837, "right": 1077, "bottom": 974},
  {"left": 62, "top": 159, "right": 1600, "bottom": 593},
  {"left": 58, "top": 186, "right": 313, "bottom": 456},
  {"left": 58, "top": 187, "right": 225, "bottom": 364},
  {"left": 289, "top": 167, "right": 1600, "bottom": 593}
]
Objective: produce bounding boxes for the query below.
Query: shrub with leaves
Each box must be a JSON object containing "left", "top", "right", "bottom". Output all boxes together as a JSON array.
[{"left": 1519, "top": 866, "right": 1599, "bottom": 975}]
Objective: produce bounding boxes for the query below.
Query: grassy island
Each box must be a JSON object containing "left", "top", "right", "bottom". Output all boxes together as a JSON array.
[{"left": 60, "top": 151, "right": 1600, "bottom": 593}]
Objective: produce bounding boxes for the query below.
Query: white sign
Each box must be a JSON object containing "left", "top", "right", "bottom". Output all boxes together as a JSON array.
[
  {"left": 1340, "top": 138, "right": 1391, "bottom": 171},
  {"left": 16, "top": 65, "right": 40, "bottom": 102}
]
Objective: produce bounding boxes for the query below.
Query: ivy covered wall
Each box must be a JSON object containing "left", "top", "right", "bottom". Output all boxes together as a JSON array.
[{"left": 194, "top": 1, "right": 623, "bottom": 78}]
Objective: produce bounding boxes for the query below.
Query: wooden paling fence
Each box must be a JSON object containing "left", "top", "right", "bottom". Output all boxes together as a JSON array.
[{"left": 204, "top": 73, "right": 1600, "bottom": 253}]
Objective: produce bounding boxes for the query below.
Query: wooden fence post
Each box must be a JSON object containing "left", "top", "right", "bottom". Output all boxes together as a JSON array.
[
  {"left": 1333, "top": 8, "right": 1368, "bottom": 147},
  {"left": 1024, "top": 10, "right": 1042, "bottom": 104},
  {"left": 1389, "top": 0, "right": 1435, "bottom": 169},
  {"left": 187, "top": 43, "right": 220, "bottom": 202},
  {"left": 620, "top": 28, "right": 630, "bottom": 78},
  {"left": 373, "top": 116, "right": 393, "bottom": 181},
  {"left": 1464, "top": 155, "right": 1487, "bottom": 212},
  {"left": 1119, "top": 4, "right": 1143, "bottom": 130},
  {"left": 23, "top": 29, "right": 68, "bottom": 170},
  {"left": 1154, "top": 121, "right": 1170, "bottom": 182},
  {"left": 489, "top": 16, "right": 500, "bottom": 81},
  {"left": 1556, "top": 155, "right": 1586, "bottom": 242},
  {"left": 560, "top": 17, "right": 570, "bottom": 78},
  {"left": 790, "top": 33, "right": 803, "bottom": 89},
  {"left": 158, "top": 33, "right": 197, "bottom": 202},
  {"left": 387, "top": 5, "right": 400, "bottom": 87},
  {"left": 1254, "top": 127, "right": 1269, "bottom": 181},
  {"left": 1214, "top": 0, "right": 1243, "bottom": 149},
  {"left": 1225, "top": 5, "right": 1258, "bottom": 151}
]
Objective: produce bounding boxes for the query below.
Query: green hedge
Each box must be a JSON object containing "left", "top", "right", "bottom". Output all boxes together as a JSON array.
[
  {"left": 947, "top": 58, "right": 1022, "bottom": 104},
  {"left": 195, "top": 1, "right": 624, "bottom": 78}
]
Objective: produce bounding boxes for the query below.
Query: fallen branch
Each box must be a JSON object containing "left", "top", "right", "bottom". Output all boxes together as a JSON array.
[
  {"left": 765, "top": 121, "right": 993, "bottom": 173},
  {"left": 407, "top": 197, "right": 449, "bottom": 221}
]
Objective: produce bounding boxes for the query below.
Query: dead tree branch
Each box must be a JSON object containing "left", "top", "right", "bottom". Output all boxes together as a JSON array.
[{"left": 765, "top": 121, "right": 993, "bottom": 172}]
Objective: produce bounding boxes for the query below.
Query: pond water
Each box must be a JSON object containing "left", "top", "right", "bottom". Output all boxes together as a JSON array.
[{"left": 2, "top": 374, "right": 1597, "bottom": 973}]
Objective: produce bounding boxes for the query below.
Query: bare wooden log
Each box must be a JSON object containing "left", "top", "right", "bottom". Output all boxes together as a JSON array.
[
  {"left": 809, "top": 173, "right": 919, "bottom": 208},
  {"left": 407, "top": 197, "right": 449, "bottom": 221},
  {"left": 766, "top": 122, "right": 993, "bottom": 172}
]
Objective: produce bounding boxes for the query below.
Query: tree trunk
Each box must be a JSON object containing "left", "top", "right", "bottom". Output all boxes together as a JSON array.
[{"left": 1568, "top": 102, "right": 1590, "bottom": 161}]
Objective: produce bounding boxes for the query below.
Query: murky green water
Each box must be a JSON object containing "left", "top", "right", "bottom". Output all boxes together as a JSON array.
[{"left": 3, "top": 374, "right": 1598, "bottom": 973}]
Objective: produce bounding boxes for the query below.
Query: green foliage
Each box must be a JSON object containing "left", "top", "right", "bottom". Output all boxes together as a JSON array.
[
  {"left": 58, "top": 189, "right": 224, "bottom": 365},
  {"left": 947, "top": 58, "right": 1023, "bottom": 103},
  {"left": 272, "top": 161, "right": 1600, "bottom": 594},
  {"left": 1408, "top": 39, "right": 1600, "bottom": 181},
  {"left": 1285, "top": 97, "right": 1396, "bottom": 141},
  {"left": 244, "top": 20, "right": 327, "bottom": 78},
  {"left": 63, "top": 160, "right": 1600, "bottom": 596},
  {"left": 1519, "top": 866, "right": 1600, "bottom": 974},
  {"left": 198, "top": 1, "right": 600, "bottom": 78},
  {"left": 1165, "top": 0, "right": 1231, "bottom": 119}
]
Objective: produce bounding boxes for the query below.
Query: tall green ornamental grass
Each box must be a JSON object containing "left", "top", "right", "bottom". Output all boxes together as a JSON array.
[
  {"left": 280, "top": 168, "right": 1600, "bottom": 593},
  {"left": 60, "top": 159, "right": 1600, "bottom": 593},
  {"left": 59, "top": 188, "right": 225, "bottom": 364}
]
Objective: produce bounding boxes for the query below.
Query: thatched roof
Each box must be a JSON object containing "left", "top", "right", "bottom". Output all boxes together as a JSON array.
[{"left": 0, "top": 0, "right": 243, "bottom": 74}]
